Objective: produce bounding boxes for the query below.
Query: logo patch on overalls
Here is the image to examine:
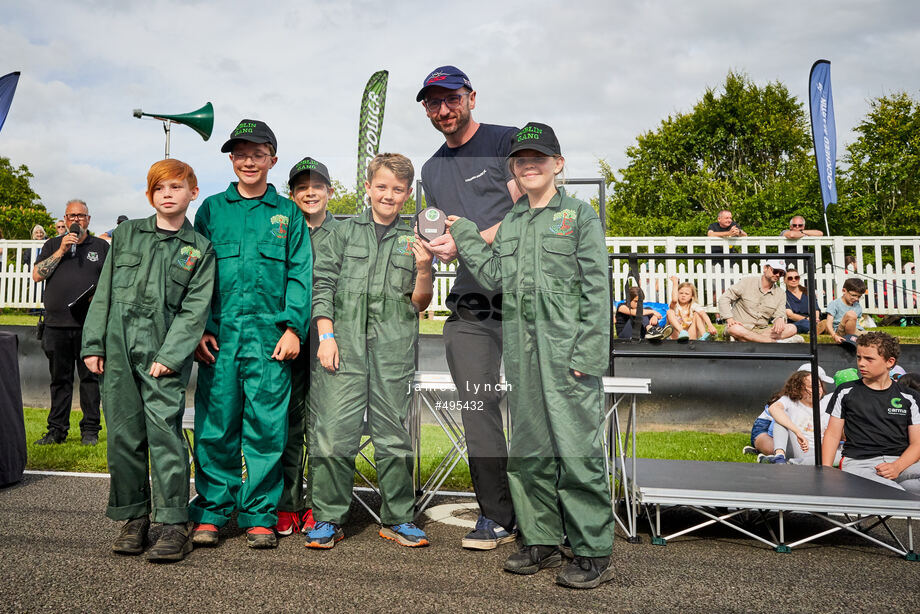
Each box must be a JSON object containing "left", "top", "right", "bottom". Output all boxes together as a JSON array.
[
  {"left": 86, "top": 251, "right": 99, "bottom": 262},
  {"left": 549, "top": 209, "right": 577, "bottom": 236},
  {"left": 178, "top": 246, "right": 202, "bottom": 271},
  {"left": 397, "top": 235, "right": 414, "bottom": 255},
  {"left": 271, "top": 214, "right": 289, "bottom": 239}
]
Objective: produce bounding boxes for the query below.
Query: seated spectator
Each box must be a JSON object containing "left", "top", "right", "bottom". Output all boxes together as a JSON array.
[
  {"left": 823, "top": 332, "right": 920, "bottom": 493},
  {"left": 742, "top": 363, "right": 841, "bottom": 461},
  {"left": 616, "top": 287, "right": 670, "bottom": 339},
  {"left": 762, "top": 367, "right": 839, "bottom": 465},
  {"left": 666, "top": 275, "right": 716, "bottom": 341},
  {"left": 825, "top": 278, "right": 868, "bottom": 344},
  {"left": 54, "top": 219, "right": 67, "bottom": 236},
  {"left": 743, "top": 404, "right": 777, "bottom": 457},
  {"left": 718, "top": 259, "right": 800, "bottom": 343},
  {"left": 783, "top": 268, "right": 827, "bottom": 335}
]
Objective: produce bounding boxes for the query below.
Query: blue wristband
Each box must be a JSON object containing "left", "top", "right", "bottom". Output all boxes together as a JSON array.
[{"left": 319, "top": 333, "right": 335, "bottom": 342}]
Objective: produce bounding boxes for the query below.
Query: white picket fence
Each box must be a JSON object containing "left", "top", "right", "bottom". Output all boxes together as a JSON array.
[
  {"left": 3, "top": 236, "right": 918, "bottom": 315},
  {"left": 603, "top": 236, "right": 919, "bottom": 316}
]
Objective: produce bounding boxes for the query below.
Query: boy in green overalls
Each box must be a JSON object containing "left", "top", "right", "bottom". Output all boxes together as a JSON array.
[
  {"left": 82, "top": 159, "right": 215, "bottom": 562},
  {"left": 305, "top": 153, "right": 434, "bottom": 549},
  {"left": 275, "top": 157, "right": 338, "bottom": 536},
  {"left": 189, "top": 120, "right": 313, "bottom": 549}
]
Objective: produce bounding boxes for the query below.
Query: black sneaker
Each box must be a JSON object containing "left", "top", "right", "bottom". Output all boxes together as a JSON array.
[
  {"left": 556, "top": 555, "right": 615, "bottom": 589},
  {"left": 503, "top": 544, "right": 563, "bottom": 575},
  {"left": 146, "top": 523, "right": 192, "bottom": 563},
  {"left": 35, "top": 429, "right": 66, "bottom": 445},
  {"left": 81, "top": 432, "right": 99, "bottom": 446},
  {"left": 112, "top": 516, "right": 150, "bottom": 555}
]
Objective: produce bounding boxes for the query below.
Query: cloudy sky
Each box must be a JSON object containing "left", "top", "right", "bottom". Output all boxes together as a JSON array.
[{"left": 2, "top": 0, "right": 919, "bottom": 232}]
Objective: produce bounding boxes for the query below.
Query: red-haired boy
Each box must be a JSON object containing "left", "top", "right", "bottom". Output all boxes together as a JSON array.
[{"left": 82, "top": 159, "right": 215, "bottom": 562}]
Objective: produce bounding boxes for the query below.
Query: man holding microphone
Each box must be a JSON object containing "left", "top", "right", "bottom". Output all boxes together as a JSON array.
[{"left": 32, "top": 199, "right": 109, "bottom": 446}]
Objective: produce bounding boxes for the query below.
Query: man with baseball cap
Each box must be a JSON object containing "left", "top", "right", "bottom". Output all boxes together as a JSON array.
[
  {"left": 718, "top": 259, "right": 801, "bottom": 342},
  {"left": 418, "top": 65, "right": 521, "bottom": 549}
]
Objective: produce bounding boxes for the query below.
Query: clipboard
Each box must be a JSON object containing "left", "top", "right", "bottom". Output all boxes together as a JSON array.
[{"left": 68, "top": 283, "right": 96, "bottom": 325}]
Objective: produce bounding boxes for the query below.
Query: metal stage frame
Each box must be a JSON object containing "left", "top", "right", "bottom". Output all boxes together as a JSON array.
[{"left": 618, "top": 458, "right": 920, "bottom": 559}]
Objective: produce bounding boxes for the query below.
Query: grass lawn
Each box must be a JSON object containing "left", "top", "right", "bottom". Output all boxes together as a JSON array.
[
  {"left": 23, "top": 408, "right": 753, "bottom": 489},
  {"left": 0, "top": 313, "right": 41, "bottom": 326}
]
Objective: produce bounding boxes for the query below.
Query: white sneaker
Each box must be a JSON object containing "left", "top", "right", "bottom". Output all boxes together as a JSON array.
[{"left": 777, "top": 334, "right": 805, "bottom": 343}]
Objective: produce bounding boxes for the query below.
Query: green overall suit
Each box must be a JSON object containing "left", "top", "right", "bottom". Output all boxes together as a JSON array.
[
  {"left": 451, "top": 188, "right": 614, "bottom": 557},
  {"left": 189, "top": 183, "right": 312, "bottom": 529},
  {"left": 81, "top": 216, "right": 215, "bottom": 524},
  {"left": 310, "top": 209, "right": 419, "bottom": 526},
  {"left": 280, "top": 210, "right": 338, "bottom": 514}
]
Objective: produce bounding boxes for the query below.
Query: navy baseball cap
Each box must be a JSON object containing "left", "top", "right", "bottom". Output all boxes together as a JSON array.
[
  {"left": 221, "top": 119, "right": 278, "bottom": 153},
  {"left": 416, "top": 66, "right": 473, "bottom": 102},
  {"left": 288, "top": 157, "right": 331, "bottom": 188},
  {"left": 508, "top": 122, "right": 561, "bottom": 157}
]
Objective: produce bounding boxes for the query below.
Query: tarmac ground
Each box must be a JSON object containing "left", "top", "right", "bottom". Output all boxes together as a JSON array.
[{"left": 1, "top": 472, "right": 919, "bottom": 613}]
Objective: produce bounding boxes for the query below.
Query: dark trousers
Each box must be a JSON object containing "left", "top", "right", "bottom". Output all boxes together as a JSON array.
[
  {"left": 443, "top": 316, "right": 515, "bottom": 531},
  {"left": 42, "top": 326, "right": 101, "bottom": 435}
]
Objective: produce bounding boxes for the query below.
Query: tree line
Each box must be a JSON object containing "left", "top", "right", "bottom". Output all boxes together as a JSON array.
[{"left": 602, "top": 71, "right": 920, "bottom": 238}]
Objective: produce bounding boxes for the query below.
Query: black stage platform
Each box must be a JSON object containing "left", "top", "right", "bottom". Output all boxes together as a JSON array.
[{"left": 620, "top": 458, "right": 920, "bottom": 558}]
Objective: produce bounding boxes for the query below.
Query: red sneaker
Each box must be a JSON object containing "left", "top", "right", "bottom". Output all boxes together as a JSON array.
[
  {"left": 246, "top": 526, "right": 277, "bottom": 549},
  {"left": 191, "top": 523, "right": 219, "bottom": 547},
  {"left": 301, "top": 509, "right": 315, "bottom": 531},
  {"left": 276, "top": 511, "right": 301, "bottom": 536}
]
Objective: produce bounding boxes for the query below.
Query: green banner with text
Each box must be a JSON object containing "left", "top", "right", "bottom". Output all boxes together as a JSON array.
[{"left": 356, "top": 70, "right": 388, "bottom": 210}]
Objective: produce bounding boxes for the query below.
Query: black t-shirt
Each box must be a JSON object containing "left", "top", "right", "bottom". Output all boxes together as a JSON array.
[
  {"left": 421, "top": 123, "right": 517, "bottom": 320},
  {"left": 374, "top": 220, "right": 396, "bottom": 244},
  {"left": 827, "top": 380, "right": 920, "bottom": 459},
  {"left": 707, "top": 221, "right": 741, "bottom": 254},
  {"left": 36, "top": 235, "right": 109, "bottom": 327}
]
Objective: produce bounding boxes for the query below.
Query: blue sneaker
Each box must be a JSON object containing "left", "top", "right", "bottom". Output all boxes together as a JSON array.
[
  {"left": 699, "top": 332, "right": 712, "bottom": 341},
  {"left": 461, "top": 515, "right": 517, "bottom": 550},
  {"left": 304, "top": 521, "right": 344, "bottom": 549},
  {"left": 379, "top": 522, "right": 429, "bottom": 547},
  {"left": 771, "top": 454, "right": 787, "bottom": 464}
]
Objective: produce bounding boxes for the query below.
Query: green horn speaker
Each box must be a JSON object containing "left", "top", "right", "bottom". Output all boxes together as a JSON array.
[
  {"left": 133, "top": 102, "right": 214, "bottom": 140},
  {"left": 133, "top": 102, "right": 214, "bottom": 157}
]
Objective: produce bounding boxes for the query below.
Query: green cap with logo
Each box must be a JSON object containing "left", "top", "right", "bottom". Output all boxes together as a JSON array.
[
  {"left": 508, "top": 122, "right": 561, "bottom": 158},
  {"left": 221, "top": 119, "right": 278, "bottom": 153},
  {"left": 288, "top": 157, "right": 331, "bottom": 189}
]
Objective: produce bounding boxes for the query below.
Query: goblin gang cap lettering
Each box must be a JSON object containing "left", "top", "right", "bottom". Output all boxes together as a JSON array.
[
  {"left": 508, "top": 122, "right": 561, "bottom": 158},
  {"left": 288, "top": 157, "right": 332, "bottom": 189},
  {"left": 416, "top": 65, "right": 473, "bottom": 101},
  {"left": 220, "top": 119, "right": 278, "bottom": 153}
]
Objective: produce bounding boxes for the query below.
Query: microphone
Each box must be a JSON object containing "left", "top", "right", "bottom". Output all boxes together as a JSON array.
[{"left": 69, "top": 223, "right": 81, "bottom": 256}]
